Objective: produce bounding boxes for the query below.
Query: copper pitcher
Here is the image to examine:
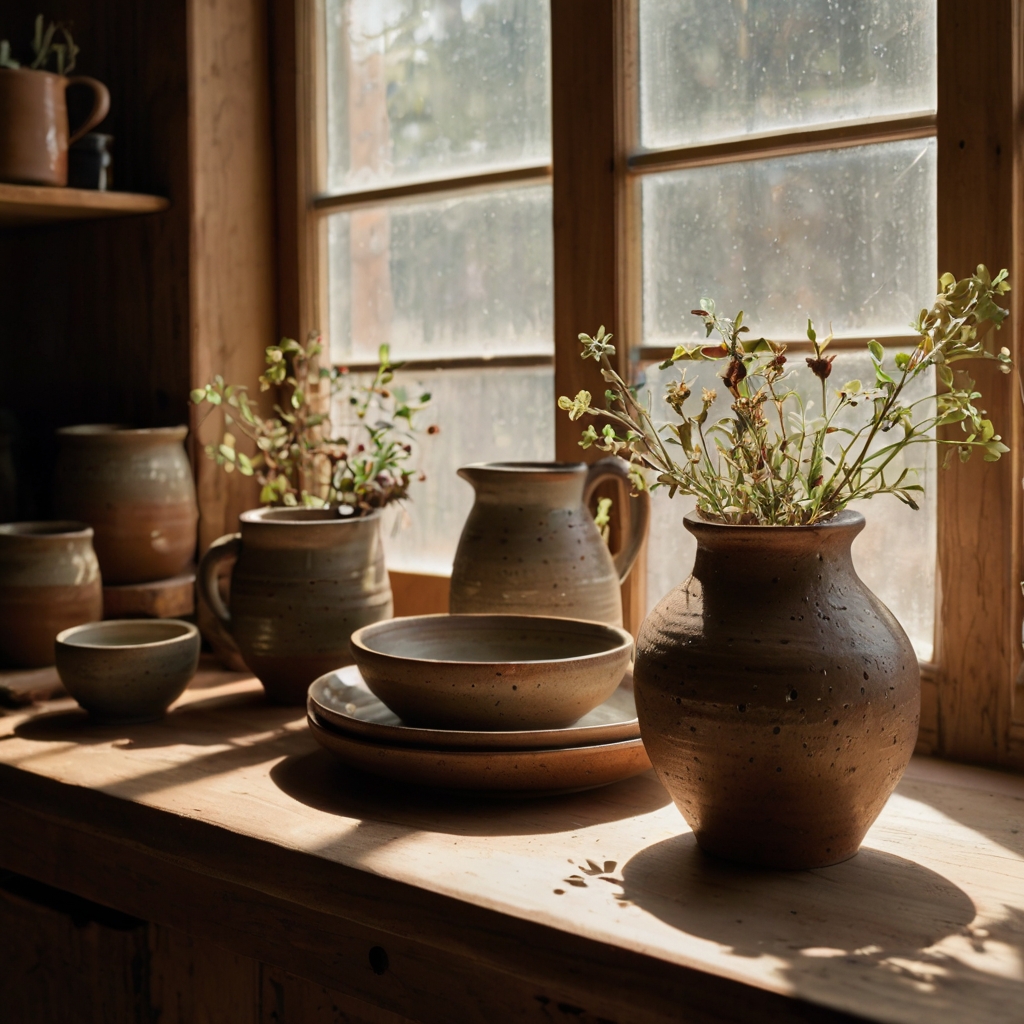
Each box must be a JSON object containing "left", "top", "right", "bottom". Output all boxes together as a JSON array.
[{"left": 0, "top": 67, "right": 109, "bottom": 186}]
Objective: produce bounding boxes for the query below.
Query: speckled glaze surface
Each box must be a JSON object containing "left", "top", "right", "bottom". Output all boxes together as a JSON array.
[
  {"left": 198, "top": 508, "right": 393, "bottom": 705},
  {"left": 307, "top": 709, "right": 652, "bottom": 794},
  {"left": 55, "top": 619, "right": 200, "bottom": 724},
  {"left": 634, "top": 510, "right": 920, "bottom": 869},
  {"left": 0, "top": 521, "right": 102, "bottom": 668},
  {"left": 449, "top": 460, "right": 650, "bottom": 627},
  {"left": 54, "top": 425, "right": 199, "bottom": 584},
  {"left": 308, "top": 663, "right": 640, "bottom": 749},
  {"left": 350, "top": 614, "right": 634, "bottom": 730}
]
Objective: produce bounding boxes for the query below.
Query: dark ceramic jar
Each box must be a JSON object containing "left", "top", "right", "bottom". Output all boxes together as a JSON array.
[{"left": 634, "top": 510, "right": 919, "bottom": 869}]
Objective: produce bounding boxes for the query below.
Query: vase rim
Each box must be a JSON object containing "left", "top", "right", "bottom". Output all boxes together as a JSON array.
[
  {"left": 683, "top": 509, "right": 865, "bottom": 531},
  {"left": 57, "top": 424, "right": 188, "bottom": 442},
  {"left": 0, "top": 520, "right": 93, "bottom": 539},
  {"left": 240, "top": 506, "right": 383, "bottom": 526},
  {"left": 459, "top": 461, "right": 586, "bottom": 478}
]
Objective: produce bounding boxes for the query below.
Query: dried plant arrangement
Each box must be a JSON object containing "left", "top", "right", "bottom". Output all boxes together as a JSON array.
[
  {"left": 560, "top": 266, "right": 1012, "bottom": 525},
  {"left": 192, "top": 333, "right": 434, "bottom": 515},
  {"left": 1, "top": 15, "right": 80, "bottom": 74}
]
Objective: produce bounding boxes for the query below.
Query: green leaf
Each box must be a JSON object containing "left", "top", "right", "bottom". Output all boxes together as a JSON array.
[
  {"left": 868, "top": 340, "right": 884, "bottom": 363},
  {"left": 190, "top": 388, "right": 206, "bottom": 404}
]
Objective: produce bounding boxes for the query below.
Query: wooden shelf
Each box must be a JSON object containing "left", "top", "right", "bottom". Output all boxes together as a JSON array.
[{"left": 0, "top": 182, "right": 169, "bottom": 227}]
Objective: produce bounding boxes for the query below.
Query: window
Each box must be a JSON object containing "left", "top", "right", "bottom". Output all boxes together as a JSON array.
[
  {"left": 318, "top": 0, "right": 554, "bottom": 575},
  {"left": 634, "top": 2, "right": 938, "bottom": 661},
  {"left": 277, "top": 0, "right": 1022, "bottom": 767}
]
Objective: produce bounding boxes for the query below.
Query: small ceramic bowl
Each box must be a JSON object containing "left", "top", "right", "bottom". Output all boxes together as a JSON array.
[
  {"left": 55, "top": 619, "right": 201, "bottom": 724},
  {"left": 349, "top": 614, "right": 634, "bottom": 730}
]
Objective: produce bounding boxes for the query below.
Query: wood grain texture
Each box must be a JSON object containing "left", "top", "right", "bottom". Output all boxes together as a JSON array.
[
  {"left": 189, "top": 0, "right": 277, "bottom": 553},
  {"left": 934, "top": 0, "right": 1022, "bottom": 764},
  {"left": 0, "top": 183, "right": 168, "bottom": 227},
  {"left": 552, "top": 1, "right": 647, "bottom": 633},
  {"left": 0, "top": 675, "right": 1020, "bottom": 1024},
  {"left": 0, "top": 1, "right": 192, "bottom": 522}
]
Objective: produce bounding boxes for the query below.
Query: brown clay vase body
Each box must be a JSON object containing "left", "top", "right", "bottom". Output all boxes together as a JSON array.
[
  {"left": 634, "top": 510, "right": 919, "bottom": 869},
  {"left": 449, "top": 460, "right": 650, "bottom": 627},
  {"left": 54, "top": 425, "right": 199, "bottom": 585},
  {"left": 0, "top": 68, "right": 110, "bottom": 186},
  {"left": 0, "top": 521, "right": 102, "bottom": 667},
  {"left": 198, "top": 508, "right": 393, "bottom": 705}
]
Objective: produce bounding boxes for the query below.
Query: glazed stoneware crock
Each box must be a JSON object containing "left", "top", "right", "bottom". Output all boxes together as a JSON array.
[
  {"left": 198, "top": 507, "right": 393, "bottom": 705},
  {"left": 0, "top": 67, "right": 110, "bottom": 186},
  {"left": 0, "top": 521, "right": 102, "bottom": 668},
  {"left": 54, "top": 425, "right": 199, "bottom": 585},
  {"left": 634, "top": 510, "right": 920, "bottom": 870},
  {"left": 449, "top": 459, "right": 650, "bottom": 627}
]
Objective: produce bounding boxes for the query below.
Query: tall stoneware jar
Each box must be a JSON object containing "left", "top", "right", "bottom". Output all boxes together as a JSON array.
[
  {"left": 198, "top": 508, "right": 393, "bottom": 705},
  {"left": 0, "top": 521, "right": 102, "bottom": 667},
  {"left": 634, "top": 511, "right": 919, "bottom": 869},
  {"left": 449, "top": 460, "right": 649, "bottom": 627},
  {"left": 54, "top": 425, "right": 199, "bottom": 585}
]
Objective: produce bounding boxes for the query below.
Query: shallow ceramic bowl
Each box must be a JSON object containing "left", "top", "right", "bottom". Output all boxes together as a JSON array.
[
  {"left": 55, "top": 619, "right": 201, "bottom": 724},
  {"left": 349, "top": 614, "right": 634, "bottom": 730}
]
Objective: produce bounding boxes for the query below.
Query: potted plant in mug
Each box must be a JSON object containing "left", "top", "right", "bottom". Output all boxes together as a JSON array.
[
  {"left": 0, "top": 15, "right": 110, "bottom": 186},
  {"left": 195, "top": 334, "right": 434, "bottom": 704},
  {"left": 559, "top": 266, "right": 1012, "bottom": 868}
]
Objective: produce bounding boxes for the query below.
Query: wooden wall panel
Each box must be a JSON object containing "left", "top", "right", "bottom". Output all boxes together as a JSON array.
[
  {"left": 0, "top": 2, "right": 192, "bottom": 520},
  {"left": 935, "top": 0, "right": 1023, "bottom": 764},
  {"left": 189, "top": 0, "right": 277, "bottom": 552}
]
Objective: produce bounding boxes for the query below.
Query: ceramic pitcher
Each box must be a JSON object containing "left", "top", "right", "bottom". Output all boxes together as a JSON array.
[
  {"left": 449, "top": 460, "right": 650, "bottom": 627},
  {"left": 198, "top": 508, "right": 393, "bottom": 705},
  {"left": 0, "top": 68, "right": 110, "bottom": 186},
  {"left": 0, "top": 521, "right": 102, "bottom": 667},
  {"left": 54, "top": 425, "right": 199, "bottom": 585}
]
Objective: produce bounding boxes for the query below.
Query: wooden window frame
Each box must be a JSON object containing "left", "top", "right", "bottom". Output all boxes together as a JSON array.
[{"left": 273, "top": 0, "right": 1024, "bottom": 769}]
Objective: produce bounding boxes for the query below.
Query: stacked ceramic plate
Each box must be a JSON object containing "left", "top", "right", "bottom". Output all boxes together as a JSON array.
[{"left": 306, "top": 614, "right": 652, "bottom": 796}]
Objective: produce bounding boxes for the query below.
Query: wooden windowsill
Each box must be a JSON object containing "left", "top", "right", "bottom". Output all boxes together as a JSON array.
[{"left": 0, "top": 667, "right": 1020, "bottom": 1023}]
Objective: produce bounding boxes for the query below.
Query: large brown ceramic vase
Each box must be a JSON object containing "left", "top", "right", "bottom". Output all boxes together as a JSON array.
[
  {"left": 634, "top": 510, "right": 919, "bottom": 869},
  {"left": 198, "top": 508, "right": 393, "bottom": 705},
  {"left": 54, "top": 425, "right": 199, "bottom": 584},
  {"left": 449, "top": 460, "right": 650, "bottom": 627},
  {"left": 0, "top": 521, "right": 102, "bottom": 667}
]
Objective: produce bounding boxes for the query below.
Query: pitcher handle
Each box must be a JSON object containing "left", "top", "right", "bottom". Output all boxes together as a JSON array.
[
  {"left": 582, "top": 457, "right": 650, "bottom": 583},
  {"left": 197, "top": 533, "right": 241, "bottom": 631},
  {"left": 65, "top": 76, "right": 110, "bottom": 146}
]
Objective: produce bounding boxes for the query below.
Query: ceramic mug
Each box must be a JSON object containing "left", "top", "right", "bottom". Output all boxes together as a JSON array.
[{"left": 0, "top": 67, "right": 110, "bottom": 186}]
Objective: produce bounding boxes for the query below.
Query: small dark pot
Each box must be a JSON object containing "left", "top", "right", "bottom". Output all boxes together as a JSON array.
[{"left": 634, "top": 510, "right": 920, "bottom": 870}]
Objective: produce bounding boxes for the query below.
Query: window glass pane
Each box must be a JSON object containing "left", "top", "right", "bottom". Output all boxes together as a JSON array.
[
  {"left": 325, "top": 0, "right": 551, "bottom": 192},
  {"left": 639, "top": 0, "right": 936, "bottom": 150},
  {"left": 327, "top": 186, "right": 553, "bottom": 363},
  {"left": 642, "top": 139, "right": 936, "bottom": 345},
  {"left": 340, "top": 366, "right": 555, "bottom": 574},
  {"left": 638, "top": 352, "right": 935, "bottom": 661}
]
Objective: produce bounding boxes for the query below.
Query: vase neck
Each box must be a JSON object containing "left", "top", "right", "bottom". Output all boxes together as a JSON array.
[{"left": 458, "top": 462, "right": 587, "bottom": 509}]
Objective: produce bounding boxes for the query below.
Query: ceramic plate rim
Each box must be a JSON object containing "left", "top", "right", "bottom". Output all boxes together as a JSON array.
[{"left": 307, "top": 666, "right": 640, "bottom": 751}]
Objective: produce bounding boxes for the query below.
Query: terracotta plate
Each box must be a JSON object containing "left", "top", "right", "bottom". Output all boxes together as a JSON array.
[
  {"left": 308, "top": 664, "right": 640, "bottom": 751},
  {"left": 307, "top": 709, "right": 652, "bottom": 794}
]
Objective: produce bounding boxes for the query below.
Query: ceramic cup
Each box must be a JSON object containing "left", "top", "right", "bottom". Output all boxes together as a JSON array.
[{"left": 55, "top": 619, "right": 201, "bottom": 724}]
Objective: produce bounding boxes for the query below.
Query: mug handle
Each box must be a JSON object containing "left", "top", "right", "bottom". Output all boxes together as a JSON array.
[
  {"left": 197, "top": 533, "right": 241, "bottom": 632},
  {"left": 65, "top": 76, "right": 111, "bottom": 147},
  {"left": 582, "top": 457, "right": 650, "bottom": 583}
]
